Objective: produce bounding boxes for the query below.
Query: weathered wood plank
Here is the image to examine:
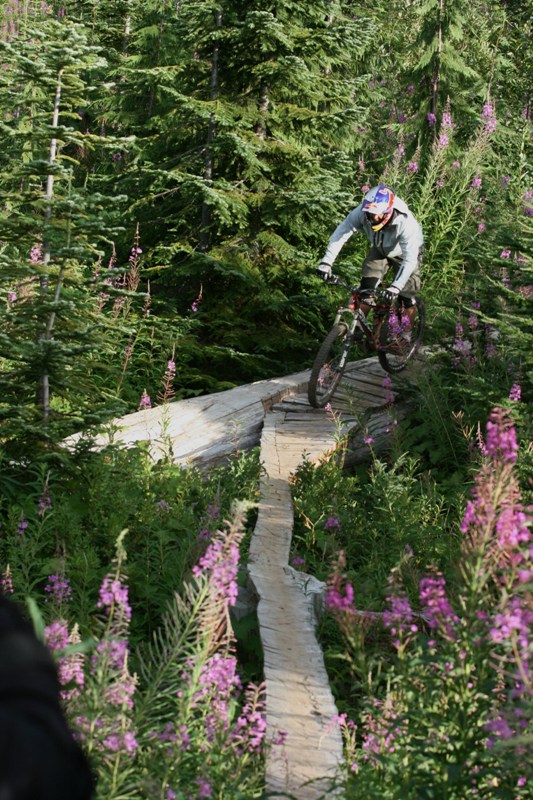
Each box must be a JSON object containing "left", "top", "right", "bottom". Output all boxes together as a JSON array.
[
  {"left": 246, "top": 357, "right": 418, "bottom": 797},
  {"left": 248, "top": 412, "right": 345, "bottom": 798},
  {"left": 64, "top": 370, "right": 312, "bottom": 469}
]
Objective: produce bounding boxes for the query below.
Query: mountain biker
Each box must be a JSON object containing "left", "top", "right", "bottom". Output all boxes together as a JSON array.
[{"left": 316, "top": 184, "right": 424, "bottom": 328}]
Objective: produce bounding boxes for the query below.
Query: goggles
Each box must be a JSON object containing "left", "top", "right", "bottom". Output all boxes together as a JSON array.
[{"left": 365, "top": 212, "right": 383, "bottom": 226}]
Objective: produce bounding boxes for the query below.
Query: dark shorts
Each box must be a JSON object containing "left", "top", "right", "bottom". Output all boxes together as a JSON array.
[{"left": 361, "top": 246, "right": 423, "bottom": 298}]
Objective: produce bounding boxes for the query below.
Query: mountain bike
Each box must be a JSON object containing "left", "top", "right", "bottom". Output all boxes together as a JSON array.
[{"left": 308, "top": 275, "right": 426, "bottom": 408}]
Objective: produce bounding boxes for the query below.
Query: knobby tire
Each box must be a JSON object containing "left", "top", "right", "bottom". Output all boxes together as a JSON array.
[
  {"left": 308, "top": 322, "right": 350, "bottom": 408},
  {"left": 378, "top": 295, "right": 426, "bottom": 374}
]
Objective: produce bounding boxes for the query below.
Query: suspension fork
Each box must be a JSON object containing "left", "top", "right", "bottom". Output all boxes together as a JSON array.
[{"left": 333, "top": 308, "right": 358, "bottom": 335}]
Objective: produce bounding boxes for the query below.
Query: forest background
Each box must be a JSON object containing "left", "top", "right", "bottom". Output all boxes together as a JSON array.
[{"left": 0, "top": 1, "right": 531, "bottom": 798}]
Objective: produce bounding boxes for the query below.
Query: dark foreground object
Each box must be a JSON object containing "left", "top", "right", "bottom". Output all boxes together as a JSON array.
[{"left": 0, "top": 593, "right": 94, "bottom": 799}]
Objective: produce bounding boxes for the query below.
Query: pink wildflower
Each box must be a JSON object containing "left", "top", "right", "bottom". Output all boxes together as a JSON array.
[
  {"left": 485, "top": 407, "right": 518, "bottom": 464},
  {"left": 97, "top": 575, "right": 132, "bottom": 620},
  {"left": 383, "top": 593, "right": 418, "bottom": 649},
  {"left": 138, "top": 389, "right": 151, "bottom": 410},
  {"left": 509, "top": 383, "right": 521, "bottom": 402},
  {"left": 44, "top": 621, "right": 69, "bottom": 650},
  {"left": 191, "top": 284, "right": 203, "bottom": 312},
  {"left": 192, "top": 529, "right": 241, "bottom": 607},
  {"left": 197, "top": 778, "right": 212, "bottom": 799},
  {"left": 326, "top": 581, "right": 354, "bottom": 611},
  {"left": 38, "top": 490, "right": 52, "bottom": 516},
  {"left": 103, "top": 731, "right": 138, "bottom": 756},
  {"left": 382, "top": 375, "right": 394, "bottom": 405},
  {"left": 45, "top": 574, "right": 72, "bottom": 606},
  {"left": 481, "top": 102, "right": 497, "bottom": 134},
  {"left": 419, "top": 574, "right": 458, "bottom": 638},
  {"left": 1, "top": 566, "right": 13, "bottom": 594}
]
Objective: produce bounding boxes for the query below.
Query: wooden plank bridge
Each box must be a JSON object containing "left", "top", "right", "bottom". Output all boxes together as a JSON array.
[{"left": 68, "top": 355, "right": 411, "bottom": 798}]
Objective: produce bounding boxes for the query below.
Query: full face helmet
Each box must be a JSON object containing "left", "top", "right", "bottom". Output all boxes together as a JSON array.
[{"left": 362, "top": 184, "right": 395, "bottom": 231}]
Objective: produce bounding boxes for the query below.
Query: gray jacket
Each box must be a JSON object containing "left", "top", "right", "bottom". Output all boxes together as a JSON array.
[{"left": 321, "top": 196, "right": 424, "bottom": 292}]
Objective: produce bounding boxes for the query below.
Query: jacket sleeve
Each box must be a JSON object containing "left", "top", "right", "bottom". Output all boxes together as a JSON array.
[
  {"left": 321, "top": 206, "right": 364, "bottom": 266},
  {"left": 389, "top": 215, "right": 423, "bottom": 292}
]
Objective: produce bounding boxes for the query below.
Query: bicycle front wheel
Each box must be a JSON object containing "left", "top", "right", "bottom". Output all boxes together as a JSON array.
[
  {"left": 378, "top": 296, "right": 425, "bottom": 374},
  {"left": 308, "top": 322, "right": 351, "bottom": 408}
]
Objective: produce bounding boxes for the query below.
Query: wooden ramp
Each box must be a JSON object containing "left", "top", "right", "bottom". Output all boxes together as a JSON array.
[
  {"left": 64, "top": 370, "right": 310, "bottom": 469},
  {"left": 247, "top": 356, "right": 397, "bottom": 799},
  {"left": 248, "top": 410, "right": 342, "bottom": 799}
]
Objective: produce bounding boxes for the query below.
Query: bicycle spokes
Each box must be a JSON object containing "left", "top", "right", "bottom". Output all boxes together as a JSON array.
[
  {"left": 317, "top": 363, "right": 336, "bottom": 387},
  {"left": 308, "top": 323, "right": 351, "bottom": 407}
]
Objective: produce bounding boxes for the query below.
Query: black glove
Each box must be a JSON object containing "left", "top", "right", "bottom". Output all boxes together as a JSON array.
[
  {"left": 316, "top": 263, "right": 332, "bottom": 281},
  {"left": 381, "top": 286, "right": 400, "bottom": 305}
]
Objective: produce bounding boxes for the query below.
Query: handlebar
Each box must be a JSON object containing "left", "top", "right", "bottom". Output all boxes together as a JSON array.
[{"left": 326, "top": 274, "right": 389, "bottom": 303}]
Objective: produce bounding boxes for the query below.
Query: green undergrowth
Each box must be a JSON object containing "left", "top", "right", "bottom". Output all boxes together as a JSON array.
[
  {"left": 0, "top": 443, "right": 262, "bottom": 650},
  {"left": 291, "top": 453, "right": 461, "bottom": 605}
]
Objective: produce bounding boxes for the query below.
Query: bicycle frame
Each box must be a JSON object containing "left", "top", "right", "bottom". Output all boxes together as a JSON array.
[{"left": 331, "top": 284, "right": 388, "bottom": 352}]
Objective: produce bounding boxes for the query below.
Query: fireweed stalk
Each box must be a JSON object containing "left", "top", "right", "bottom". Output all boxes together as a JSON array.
[
  {"left": 44, "top": 620, "right": 85, "bottom": 704},
  {"left": 326, "top": 408, "right": 532, "bottom": 796},
  {"left": 158, "top": 348, "right": 176, "bottom": 404},
  {"left": 411, "top": 102, "right": 497, "bottom": 293},
  {"left": 43, "top": 514, "right": 266, "bottom": 798},
  {"left": 459, "top": 409, "right": 532, "bottom": 727},
  {"left": 56, "top": 530, "right": 140, "bottom": 799},
  {"left": 134, "top": 507, "right": 266, "bottom": 798},
  {"left": 459, "top": 407, "right": 530, "bottom": 600}
]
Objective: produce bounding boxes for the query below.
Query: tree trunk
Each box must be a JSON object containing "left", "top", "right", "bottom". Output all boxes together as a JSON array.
[
  {"left": 39, "top": 67, "right": 63, "bottom": 424},
  {"left": 198, "top": 9, "right": 222, "bottom": 253},
  {"left": 254, "top": 83, "right": 270, "bottom": 140},
  {"left": 430, "top": 0, "right": 444, "bottom": 119}
]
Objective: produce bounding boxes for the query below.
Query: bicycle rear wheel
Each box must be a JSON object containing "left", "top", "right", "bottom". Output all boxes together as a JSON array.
[
  {"left": 378, "top": 296, "right": 425, "bottom": 374},
  {"left": 308, "top": 322, "right": 351, "bottom": 408}
]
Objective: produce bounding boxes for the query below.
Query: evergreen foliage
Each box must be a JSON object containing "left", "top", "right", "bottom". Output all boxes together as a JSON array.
[
  {"left": 0, "top": 1, "right": 532, "bottom": 795},
  {"left": 0, "top": 12, "right": 128, "bottom": 453},
  {"left": 93, "top": 0, "right": 379, "bottom": 384}
]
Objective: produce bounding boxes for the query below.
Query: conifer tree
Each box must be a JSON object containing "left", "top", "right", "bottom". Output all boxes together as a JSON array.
[
  {"left": 0, "top": 10, "right": 129, "bottom": 454},
  {"left": 413, "top": 0, "right": 476, "bottom": 120},
  {"left": 98, "top": 0, "right": 378, "bottom": 385}
]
